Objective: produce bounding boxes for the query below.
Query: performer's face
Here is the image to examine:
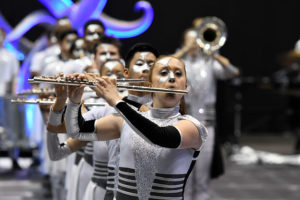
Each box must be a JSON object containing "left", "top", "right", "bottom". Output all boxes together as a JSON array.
[
  {"left": 101, "top": 60, "right": 124, "bottom": 79},
  {"left": 125, "top": 52, "right": 156, "bottom": 80},
  {"left": 61, "top": 33, "right": 77, "bottom": 57},
  {"left": 150, "top": 56, "right": 187, "bottom": 107},
  {"left": 95, "top": 44, "right": 120, "bottom": 69},
  {"left": 72, "top": 38, "right": 85, "bottom": 59},
  {"left": 84, "top": 24, "right": 104, "bottom": 50}
]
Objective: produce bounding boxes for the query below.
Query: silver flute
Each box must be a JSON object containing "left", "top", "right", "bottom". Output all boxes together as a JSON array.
[
  {"left": 116, "top": 85, "right": 188, "bottom": 94},
  {"left": 17, "top": 88, "right": 56, "bottom": 96},
  {"left": 28, "top": 76, "right": 146, "bottom": 87},
  {"left": 11, "top": 98, "right": 107, "bottom": 106},
  {"left": 17, "top": 87, "right": 96, "bottom": 96},
  {"left": 27, "top": 76, "right": 188, "bottom": 94}
]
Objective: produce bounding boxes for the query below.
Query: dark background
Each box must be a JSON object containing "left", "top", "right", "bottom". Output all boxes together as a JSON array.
[{"left": 1, "top": 0, "right": 300, "bottom": 140}]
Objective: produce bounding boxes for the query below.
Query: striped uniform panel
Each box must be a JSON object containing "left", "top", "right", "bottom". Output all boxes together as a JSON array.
[
  {"left": 116, "top": 167, "right": 138, "bottom": 200},
  {"left": 92, "top": 160, "right": 108, "bottom": 180},
  {"left": 91, "top": 160, "right": 108, "bottom": 188},
  {"left": 149, "top": 173, "right": 186, "bottom": 200},
  {"left": 74, "top": 148, "right": 84, "bottom": 165},
  {"left": 116, "top": 150, "right": 200, "bottom": 200},
  {"left": 84, "top": 142, "right": 93, "bottom": 166},
  {"left": 106, "top": 166, "right": 116, "bottom": 192}
]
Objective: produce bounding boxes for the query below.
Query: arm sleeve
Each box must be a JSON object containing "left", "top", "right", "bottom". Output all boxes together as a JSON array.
[
  {"left": 47, "top": 106, "right": 72, "bottom": 160},
  {"left": 114, "top": 100, "right": 182, "bottom": 148},
  {"left": 47, "top": 131, "right": 72, "bottom": 161},
  {"left": 214, "top": 60, "right": 239, "bottom": 80},
  {"left": 65, "top": 101, "right": 98, "bottom": 141}
]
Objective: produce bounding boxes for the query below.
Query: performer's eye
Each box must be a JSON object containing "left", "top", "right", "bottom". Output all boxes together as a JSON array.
[
  {"left": 175, "top": 70, "right": 183, "bottom": 77},
  {"left": 136, "top": 60, "right": 145, "bottom": 66},
  {"left": 148, "top": 61, "right": 154, "bottom": 67},
  {"left": 160, "top": 69, "right": 169, "bottom": 76}
]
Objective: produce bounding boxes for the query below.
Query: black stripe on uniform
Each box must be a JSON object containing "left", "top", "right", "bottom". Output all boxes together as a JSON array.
[
  {"left": 118, "top": 178, "right": 137, "bottom": 187},
  {"left": 116, "top": 191, "right": 138, "bottom": 200},
  {"left": 118, "top": 185, "right": 138, "bottom": 194},
  {"left": 153, "top": 179, "right": 184, "bottom": 185},
  {"left": 156, "top": 173, "right": 186, "bottom": 178},
  {"left": 150, "top": 191, "right": 182, "bottom": 197},
  {"left": 119, "top": 167, "right": 135, "bottom": 173}
]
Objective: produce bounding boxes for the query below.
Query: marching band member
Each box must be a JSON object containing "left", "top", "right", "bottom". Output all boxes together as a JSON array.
[{"left": 64, "top": 56, "right": 207, "bottom": 200}]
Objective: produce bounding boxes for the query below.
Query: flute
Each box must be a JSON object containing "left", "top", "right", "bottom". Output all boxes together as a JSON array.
[
  {"left": 11, "top": 98, "right": 107, "bottom": 106},
  {"left": 17, "top": 88, "right": 56, "bottom": 96},
  {"left": 27, "top": 76, "right": 189, "bottom": 94},
  {"left": 28, "top": 76, "right": 146, "bottom": 87},
  {"left": 17, "top": 87, "right": 95, "bottom": 96}
]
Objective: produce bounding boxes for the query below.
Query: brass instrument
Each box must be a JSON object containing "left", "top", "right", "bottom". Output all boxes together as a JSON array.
[
  {"left": 195, "top": 16, "right": 227, "bottom": 55},
  {"left": 28, "top": 76, "right": 189, "bottom": 94},
  {"left": 11, "top": 98, "right": 107, "bottom": 106}
]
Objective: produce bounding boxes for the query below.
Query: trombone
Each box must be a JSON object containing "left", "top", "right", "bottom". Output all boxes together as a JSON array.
[{"left": 194, "top": 16, "right": 227, "bottom": 55}]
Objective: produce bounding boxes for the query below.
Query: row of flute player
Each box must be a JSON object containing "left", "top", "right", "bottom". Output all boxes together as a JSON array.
[{"left": 0, "top": 16, "right": 239, "bottom": 200}]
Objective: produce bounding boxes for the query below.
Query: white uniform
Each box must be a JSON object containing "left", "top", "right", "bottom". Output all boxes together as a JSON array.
[
  {"left": 63, "top": 56, "right": 92, "bottom": 74},
  {"left": 183, "top": 52, "right": 238, "bottom": 200},
  {"left": 0, "top": 47, "right": 20, "bottom": 148},
  {"left": 0, "top": 47, "right": 19, "bottom": 96},
  {"left": 116, "top": 106, "right": 207, "bottom": 200}
]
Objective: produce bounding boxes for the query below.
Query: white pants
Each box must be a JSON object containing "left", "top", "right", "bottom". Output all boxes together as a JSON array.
[
  {"left": 83, "top": 180, "right": 106, "bottom": 200},
  {"left": 184, "top": 126, "right": 215, "bottom": 200}
]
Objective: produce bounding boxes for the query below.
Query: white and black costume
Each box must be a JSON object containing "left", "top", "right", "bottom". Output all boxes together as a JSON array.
[
  {"left": 65, "top": 100, "right": 207, "bottom": 200},
  {"left": 182, "top": 52, "right": 239, "bottom": 200}
]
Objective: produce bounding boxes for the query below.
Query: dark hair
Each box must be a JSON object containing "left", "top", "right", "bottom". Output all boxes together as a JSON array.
[
  {"left": 84, "top": 19, "right": 105, "bottom": 33},
  {"left": 148, "top": 55, "right": 187, "bottom": 115},
  {"left": 58, "top": 29, "right": 78, "bottom": 43},
  {"left": 99, "top": 58, "right": 124, "bottom": 75},
  {"left": 125, "top": 43, "right": 159, "bottom": 68},
  {"left": 53, "top": 17, "right": 72, "bottom": 39},
  {"left": 92, "top": 36, "right": 121, "bottom": 55}
]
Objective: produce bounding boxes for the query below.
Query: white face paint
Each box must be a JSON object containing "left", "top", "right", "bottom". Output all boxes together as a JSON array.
[
  {"left": 159, "top": 69, "right": 175, "bottom": 83},
  {"left": 65, "top": 34, "right": 77, "bottom": 50},
  {"left": 99, "top": 44, "right": 111, "bottom": 52},
  {"left": 103, "top": 61, "right": 122, "bottom": 78},
  {"left": 157, "top": 57, "right": 171, "bottom": 67},
  {"left": 85, "top": 33, "right": 100, "bottom": 42},
  {"left": 157, "top": 57, "right": 175, "bottom": 83},
  {"left": 58, "top": 18, "right": 70, "bottom": 26},
  {"left": 99, "top": 53, "right": 111, "bottom": 62},
  {"left": 104, "top": 61, "right": 119, "bottom": 71},
  {"left": 86, "top": 24, "right": 103, "bottom": 33},
  {"left": 75, "top": 39, "right": 84, "bottom": 48},
  {"left": 73, "top": 49, "right": 84, "bottom": 58},
  {"left": 132, "top": 52, "right": 151, "bottom": 74},
  {"left": 98, "top": 44, "right": 115, "bottom": 62},
  {"left": 139, "top": 52, "right": 149, "bottom": 60}
]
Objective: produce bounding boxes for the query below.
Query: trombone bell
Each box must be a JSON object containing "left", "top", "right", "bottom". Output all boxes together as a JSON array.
[{"left": 195, "top": 17, "right": 227, "bottom": 55}]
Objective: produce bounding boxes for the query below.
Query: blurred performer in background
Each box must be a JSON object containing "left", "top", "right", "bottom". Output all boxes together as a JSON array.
[
  {"left": 274, "top": 39, "right": 300, "bottom": 154},
  {"left": 30, "top": 17, "right": 72, "bottom": 78},
  {"left": 174, "top": 17, "right": 239, "bottom": 200},
  {"left": 0, "top": 27, "right": 21, "bottom": 170},
  {"left": 63, "top": 19, "right": 106, "bottom": 74}
]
